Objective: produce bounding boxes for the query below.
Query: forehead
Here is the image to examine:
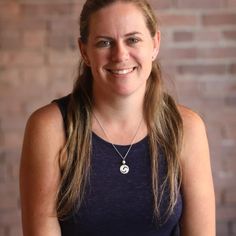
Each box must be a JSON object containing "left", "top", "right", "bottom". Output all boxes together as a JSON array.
[{"left": 88, "top": 2, "right": 149, "bottom": 37}]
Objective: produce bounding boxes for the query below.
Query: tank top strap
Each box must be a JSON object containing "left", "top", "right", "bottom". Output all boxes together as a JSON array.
[{"left": 52, "top": 94, "right": 71, "bottom": 131}]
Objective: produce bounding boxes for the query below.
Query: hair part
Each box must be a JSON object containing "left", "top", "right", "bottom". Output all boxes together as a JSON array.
[{"left": 57, "top": 0, "right": 183, "bottom": 222}]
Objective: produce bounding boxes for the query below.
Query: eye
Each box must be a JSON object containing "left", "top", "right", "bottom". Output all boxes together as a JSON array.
[
  {"left": 127, "top": 37, "right": 140, "bottom": 45},
  {"left": 96, "top": 40, "right": 112, "bottom": 48}
]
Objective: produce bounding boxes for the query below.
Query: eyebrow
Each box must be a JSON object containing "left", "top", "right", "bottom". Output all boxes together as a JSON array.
[
  {"left": 95, "top": 31, "right": 142, "bottom": 40},
  {"left": 125, "top": 31, "right": 142, "bottom": 37}
]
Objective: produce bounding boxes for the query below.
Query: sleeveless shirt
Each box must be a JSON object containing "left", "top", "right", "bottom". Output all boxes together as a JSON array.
[{"left": 54, "top": 94, "right": 182, "bottom": 236}]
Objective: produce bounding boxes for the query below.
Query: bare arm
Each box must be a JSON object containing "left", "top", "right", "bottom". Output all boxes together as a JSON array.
[
  {"left": 179, "top": 107, "right": 215, "bottom": 236},
  {"left": 20, "top": 103, "right": 65, "bottom": 236}
]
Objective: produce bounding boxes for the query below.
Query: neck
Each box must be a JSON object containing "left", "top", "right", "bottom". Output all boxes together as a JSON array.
[
  {"left": 92, "top": 88, "right": 145, "bottom": 123},
  {"left": 91, "top": 88, "right": 147, "bottom": 145}
]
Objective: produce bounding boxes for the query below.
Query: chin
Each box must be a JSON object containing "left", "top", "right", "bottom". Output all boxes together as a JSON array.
[{"left": 112, "top": 83, "right": 146, "bottom": 98}]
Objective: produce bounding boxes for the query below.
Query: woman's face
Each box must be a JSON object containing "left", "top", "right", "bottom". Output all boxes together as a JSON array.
[{"left": 80, "top": 2, "right": 160, "bottom": 98}]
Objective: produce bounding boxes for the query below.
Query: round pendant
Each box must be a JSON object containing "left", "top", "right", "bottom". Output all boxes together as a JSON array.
[{"left": 120, "top": 164, "right": 129, "bottom": 174}]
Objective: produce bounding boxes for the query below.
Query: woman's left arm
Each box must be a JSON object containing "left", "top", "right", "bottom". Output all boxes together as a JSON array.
[{"left": 179, "top": 106, "right": 215, "bottom": 236}]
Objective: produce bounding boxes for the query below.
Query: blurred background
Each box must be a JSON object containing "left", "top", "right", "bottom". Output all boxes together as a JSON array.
[{"left": 0, "top": 0, "right": 235, "bottom": 235}]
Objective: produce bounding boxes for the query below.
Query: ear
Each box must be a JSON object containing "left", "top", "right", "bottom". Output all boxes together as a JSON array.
[
  {"left": 78, "top": 38, "right": 91, "bottom": 66},
  {"left": 152, "top": 30, "right": 161, "bottom": 61}
]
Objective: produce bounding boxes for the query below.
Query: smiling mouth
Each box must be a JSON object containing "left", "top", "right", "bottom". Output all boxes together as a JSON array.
[{"left": 107, "top": 67, "right": 136, "bottom": 75}]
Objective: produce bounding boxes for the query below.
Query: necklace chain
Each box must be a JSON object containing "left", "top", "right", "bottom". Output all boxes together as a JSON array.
[{"left": 93, "top": 113, "right": 143, "bottom": 165}]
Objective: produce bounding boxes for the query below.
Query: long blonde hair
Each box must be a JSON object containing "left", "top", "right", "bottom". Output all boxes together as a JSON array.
[{"left": 57, "top": 0, "right": 183, "bottom": 220}]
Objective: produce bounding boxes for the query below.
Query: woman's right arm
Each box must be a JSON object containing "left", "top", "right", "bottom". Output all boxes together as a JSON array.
[{"left": 20, "top": 103, "right": 65, "bottom": 236}]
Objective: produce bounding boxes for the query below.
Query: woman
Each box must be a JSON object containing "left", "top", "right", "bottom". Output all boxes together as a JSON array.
[{"left": 20, "top": 0, "right": 215, "bottom": 235}]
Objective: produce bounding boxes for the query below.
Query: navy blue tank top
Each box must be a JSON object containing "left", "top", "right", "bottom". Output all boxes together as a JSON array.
[{"left": 54, "top": 94, "right": 182, "bottom": 236}]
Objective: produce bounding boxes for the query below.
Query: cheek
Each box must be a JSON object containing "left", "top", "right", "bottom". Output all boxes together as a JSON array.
[
  {"left": 91, "top": 52, "right": 110, "bottom": 70},
  {"left": 144, "top": 46, "right": 155, "bottom": 60},
  {"left": 135, "top": 45, "right": 153, "bottom": 61}
]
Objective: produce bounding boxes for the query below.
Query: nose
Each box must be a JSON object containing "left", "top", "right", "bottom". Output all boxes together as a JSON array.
[{"left": 111, "top": 42, "right": 129, "bottom": 62}]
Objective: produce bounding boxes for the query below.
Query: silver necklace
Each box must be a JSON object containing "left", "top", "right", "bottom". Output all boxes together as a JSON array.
[{"left": 93, "top": 113, "right": 143, "bottom": 174}]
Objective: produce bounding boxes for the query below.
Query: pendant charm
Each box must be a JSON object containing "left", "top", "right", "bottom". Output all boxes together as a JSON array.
[{"left": 120, "top": 161, "right": 129, "bottom": 174}]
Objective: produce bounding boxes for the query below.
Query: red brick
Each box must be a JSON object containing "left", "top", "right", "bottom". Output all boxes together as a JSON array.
[
  {"left": 232, "top": 222, "right": 236, "bottom": 234},
  {"left": 0, "top": 51, "right": 11, "bottom": 66},
  {"left": 225, "top": 96, "right": 236, "bottom": 106},
  {"left": 0, "top": 182, "right": 18, "bottom": 195},
  {"left": 47, "top": 18, "right": 78, "bottom": 50},
  {"left": 23, "top": 30, "right": 46, "bottom": 50},
  {"left": 5, "top": 151, "right": 21, "bottom": 181},
  {"left": 215, "top": 187, "right": 224, "bottom": 206},
  {"left": 227, "top": 0, "right": 236, "bottom": 7},
  {"left": 21, "top": 3, "right": 74, "bottom": 17},
  {"left": 46, "top": 67, "right": 73, "bottom": 96},
  {"left": 9, "top": 225, "right": 23, "bottom": 236},
  {"left": 158, "top": 30, "right": 172, "bottom": 48},
  {"left": 194, "top": 30, "right": 222, "bottom": 42},
  {"left": 160, "top": 47, "right": 197, "bottom": 60},
  {"left": 0, "top": 210, "right": 21, "bottom": 225},
  {"left": 173, "top": 78, "right": 204, "bottom": 110},
  {"left": 209, "top": 148, "right": 224, "bottom": 170},
  {"left": 0, "top": 99, "right": 24, "bottom": 118},
  {"left": 49, "top": 18, "right": 78, "bottom": 33},
  {"left": 22, "top": 96, "right": 52, "bottom": 115},
  {"left": 202, "top": 13, "right": 236, "bottom": 26},
  {"left": 0, "top": 2, "right": 21, "bottom": 20},
  {"left": 0, "top": 68, "right": 21, "bottom": 88},
  {"left": 10, "top": 161, "right": 21, "bottom": 182},
  {"left": 48, "top": 32, "right": 76, "bottom": 50},
  {"left": 2, "top": 150, "right": 21, "bottom": 181},
  {"left": 204, "top": 107, "right": 236, "bottom": 127},
  {"left": 177, "top": 0, "right": 225, "bottom": 8},
  {"left": 225, "top": 190, "right": 236, "bottom": 204},
  {"left": 21, "top": 67, "right": 49, "bottom": 89},
  {"left": 0, "top": 227, "right": 6, "bottom": 236},
  {"left": 173, "top": 31, "right": 194, "bottom": 42},
  {"left": 207, "top": 127, "right": 223, "bottom": 153},
  {"left": 216, "top": 221, "right": 229, "bottom": 235},
  {"left": 0, "top": 50, "right": 45, "bottom": 66},
  {"left": 2, "top": 131, "right": 23, "bottom": 149},
  {"left": 177, "top": 64, "right": 227, "bottom": 75},
  {"left": 222, "top": 108, "right": 236, "bottom": 124},
  {"left": 198, "top": 47, "right": 236, "bottom": 59},
  {"left": 161, "top": 62, "right": 178, "bottom": 77},
  {"left": 0, "top": 82, "right": 21, "bottom": 101},
  {"left": 214, "top": 170, "right": 236, "bottom": 189},
  {"left": 217, "top": 206, "right": 236, "bottom": 220},
  {"left": 202, "top": 80, "right": 236, "bottom": 98},
  {"left": 230, "top": 63, "right": 236, "bottom": 74},
  {"left": 174, "top": 78, "right": 202, "bottom": 97},
  {"left": 149, "top": 0, "right": 175, "bottom": 9},
  {"left": 0, "top": 191, "right": 18, "bottom": 210},
  {"left": 8, "top": 18, "right": 47, "bottom": 31},
  {"left": 47, "top": 49, "right": 76, "bottom": 65},
  {"left": 223, "top": 30, "right": 236, "bottom": 40},
  {"left": 158, "top": 13, "right": 198, "bottom": 27},
  {"left": 225, "top": 155, "right": 236, "bottom": 171},
  {"left": 0, "top": 29, "right": 22, "bottom": 50},
  {"left": 0, "top": 165, "right": 8, "bottom": 182}
]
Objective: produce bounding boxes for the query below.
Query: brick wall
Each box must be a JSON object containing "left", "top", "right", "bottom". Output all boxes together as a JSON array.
[{"left": 0, "top": 0, "right": 235, "bottom": 235}]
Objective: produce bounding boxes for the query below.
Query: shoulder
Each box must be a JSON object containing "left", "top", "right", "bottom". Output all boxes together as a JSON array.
[
  {"left": 26, "top": 102, "right": 64, "bottom": 135},
  {"left": 23, "top": 102, "right": 65, "bottom": 158},
  {"left": 178, "top": 105, "right": 205, "bottom": 132},
  {"left": 27, "top": 102, "right": 62, "bottom": 128},
  {"left": 177, "top": 105, "right": 208, "bottom": 161},
  {"left": 178, "top": 104, "right": 206, "bottom": 142}
]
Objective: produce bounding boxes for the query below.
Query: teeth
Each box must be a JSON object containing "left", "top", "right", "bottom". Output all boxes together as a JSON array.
[{"left": 109, "top": 68, "right": 134, "bottom": 75}]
